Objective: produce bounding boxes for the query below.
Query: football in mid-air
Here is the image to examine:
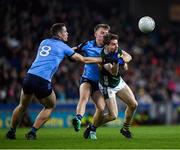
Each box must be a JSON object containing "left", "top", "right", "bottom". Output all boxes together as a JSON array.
[{"left": 138, "top": 16, "right": 155, "bottom": 33}]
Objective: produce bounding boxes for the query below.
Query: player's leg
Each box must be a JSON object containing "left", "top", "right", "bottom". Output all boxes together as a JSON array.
[
  {"left": 6, "top": 90, "right": 33, "bottom": 139},
  {"left": 83, "top": 90, "right": 105, "bottom": 140},
  {"left": 99, "top": 96, "right": 118, "bottom": 125},
  {"left": 116, "top": 84, "right": 138, "bottom": 138},
  {"left": 25, "top": 90, "right": 56, "bottom": 140},
  {"left": 92, "top": 90, "right": 105, "bottom": 127},
  {"left": 84, "top": 87, "right": 118, "bottom": 140},
  {"left": 98, "top": 85, "right": 119, "bottom": 126},
  {"left": 72, "top": 81, "right": 91, "bottom": 132},
  {"left": 33, "top": 90, "right": 56, "bottom": 128}
]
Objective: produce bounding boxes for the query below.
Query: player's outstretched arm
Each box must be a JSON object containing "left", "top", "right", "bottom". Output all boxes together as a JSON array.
[
  {"left": 122, "top": 50, "right": 132, "bottom": 63},
  {"left": 72, "top": 47, "right": 78, "bottom": 50},
  {"left": 71, "top": 53, "right": 102, "bottom": 64}
]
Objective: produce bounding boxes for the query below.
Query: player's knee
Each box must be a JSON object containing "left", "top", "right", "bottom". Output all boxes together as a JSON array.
[
  {"left": 95, "top": 108, "right": 104, "bottom": 115},
  {"left": 46, "top": 103, "right": 56, "bottom": 109},
  {"left": 96, "top": 104, "right": 105, "bottom": 112},
  {"left": 129, "top": 101, "right": 138, "bottom": 110},
  {"left": 110, "top": 113, "right": 118, "bottom": 120},
  {"left": 133, "top": 101, "right": 138, "bottom": 109},
  {"left": 44, "top": 100, "right": 56, "bottom": 109},
  {"left": 98, "top": 107, "right": 105, "bottom": 112},
  {"left": 18, "top": 104, "right": 28, "bottom": 112},
  {"left": 79, "top": 97, "right": 89, "bottom": 104}
]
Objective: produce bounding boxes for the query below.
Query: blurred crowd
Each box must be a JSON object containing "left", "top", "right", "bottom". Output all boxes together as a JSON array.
[{"left": 0, "top": 0, "right": 180, "bottom": 104}]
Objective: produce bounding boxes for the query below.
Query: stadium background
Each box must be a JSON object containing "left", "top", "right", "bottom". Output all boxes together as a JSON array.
[{"left": 0, "top": 0, "right": 180, "bottom": 129}]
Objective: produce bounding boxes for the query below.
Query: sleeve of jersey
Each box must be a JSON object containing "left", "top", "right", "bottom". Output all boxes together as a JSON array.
[
  {"left": 64, "top": 44, "right": 75, "bottom": 57},
  {"left": 118, "top": 48, "right": 123, "bottom": 57}
]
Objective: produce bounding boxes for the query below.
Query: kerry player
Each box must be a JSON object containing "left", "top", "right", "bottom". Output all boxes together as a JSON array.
[{"left": 84, "top": 33, "right": 138, "bottom": 139}]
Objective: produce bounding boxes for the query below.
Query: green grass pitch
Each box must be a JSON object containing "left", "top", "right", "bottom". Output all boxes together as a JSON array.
[{"left": 0, "top": 126, "right": 180, "bottom": 149}]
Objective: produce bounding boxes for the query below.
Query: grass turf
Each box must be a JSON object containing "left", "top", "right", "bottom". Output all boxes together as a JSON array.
[{"left": 0, "top": 126, "right": 180, "bottom": 149}]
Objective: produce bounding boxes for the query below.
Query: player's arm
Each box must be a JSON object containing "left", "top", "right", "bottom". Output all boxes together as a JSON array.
[
  {"left": 72, "top": 41, "right": 87, "bottom": 51},
  {"left": 71, "top": 53, "right": 102, "bottom": 64},
  {"left": 121, "top": 50, "right": 131, "bottom": 71},
  {"left": 72, "top": 47, "right": 78, "bottom": 50},
  {"left": 104, "top": 62, "right": 119, "bottom": 76},
  {"left": 123, "top": 63, "right": 128, "bottom": 71},
  {"left": 121, "top": 50, "right": 132, "bottom": 63}
]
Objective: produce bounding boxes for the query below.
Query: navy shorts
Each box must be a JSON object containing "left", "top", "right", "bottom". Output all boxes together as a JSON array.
[
  {"left": 80, "top": 77, "right": 99, "bottom": 95},
  {"left": 22, "top": 73, "right": 52, "bottom": 99}
]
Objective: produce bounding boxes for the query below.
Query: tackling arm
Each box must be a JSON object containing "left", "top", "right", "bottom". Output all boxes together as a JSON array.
[
  {"left": 72, "top": 47, "right": 78, "bottom": 50},
  {"left": 71, "top": 53, "right": 102, "bottom": 64}
]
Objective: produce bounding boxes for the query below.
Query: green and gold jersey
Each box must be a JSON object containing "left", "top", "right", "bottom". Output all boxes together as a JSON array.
[{"left": 99, "top": 48, "right": 123, "bottom": 88}]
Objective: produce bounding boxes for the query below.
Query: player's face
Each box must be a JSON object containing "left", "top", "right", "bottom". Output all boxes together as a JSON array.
[
  {"left": 58, "top": 26, "right": 68, "bottom": 41},
  {"left": 94, "top": 27, "right": 109, "bottom": 46},
  {"left": 107, "top": 39, "right": 118, "bottom": 53}
]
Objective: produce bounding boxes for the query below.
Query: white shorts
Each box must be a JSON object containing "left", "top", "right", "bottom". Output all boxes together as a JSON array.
[{"left": 99, "top": 77, "right": 126, "bottom": 100}]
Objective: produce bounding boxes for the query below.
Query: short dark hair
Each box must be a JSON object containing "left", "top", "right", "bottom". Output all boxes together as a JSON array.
[
  {"left": 94, "top": 24, "right": 110, "bottom": 32},
  {"left": 103, "top": 33, "right": 119, "bottom": 45},
  {"left": 50, "top": 23, "right": 66, "bottom": 36}
]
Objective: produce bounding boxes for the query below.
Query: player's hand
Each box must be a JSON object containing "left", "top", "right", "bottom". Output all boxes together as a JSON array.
[
  {"left": 111, "top": 53, "right": 124, "bottom": 65},
  {"left": 117, "top": 57, "right": 124, "bottom": 65},
  {"left": 123, "top": 63, "right": 128, "bottom": 70}
]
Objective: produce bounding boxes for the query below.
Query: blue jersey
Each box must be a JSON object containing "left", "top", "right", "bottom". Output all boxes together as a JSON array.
[
  {"left": 80, "top": 40, "right": 103, "bottom": 82},
  {"left": 28, "top": 38, "right": 75, "bottom": 82}
]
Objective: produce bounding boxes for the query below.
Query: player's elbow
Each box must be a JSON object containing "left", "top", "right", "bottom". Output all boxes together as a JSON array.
[
  {"left": 71, "top": 53, "right": 86, "bottom": 63},
  {"left": 77, "top": 56, "right": 86, "bottom": 63},
  {"left": 128, "top": 55, "right": 132, "bottom": 62},
  {"left": 124, "top": 55, "right": 132, "bottom": 63},
  {"left": 111, "top": 68, "right": 118, "bottom": 76},
  {"left": 111, "top": 71, "right": 118, "bottom": 76}
]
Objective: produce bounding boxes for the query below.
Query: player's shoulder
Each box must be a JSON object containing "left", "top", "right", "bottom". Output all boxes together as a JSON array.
[
  {"left": 88, "top": 40, "right": 96, "bottom": 46},
  {"left": 101, "top": 48, "right": 108, "bottom": 55},
  {"left": 81, "top": 40, "right": 94, "bottom": 47},
  {"left": 41, "top": 38, "right": 69, "bottom": 48},
  {"left": 100, "top": 48, "right": 107, "bottom": 59},
  {"left": 88, "top": 40, "right": 95, "bottom": 44},
  {"left": 41, "top": 38, "right": 63, "bottom": 44},
  {"left": 80, "top": 40, "right": 90, "bottom": 47},
  {"left": 40, "top": 38, "right": 55, "bottom": 46},
  {"left": 77, "top": 40, "right": 90, "bottom": 51},
  {"left": 118, "top": 48, "right": 123, "bottom": 55},
  {"left": 83, "top": 40, "right": 101, "bottom": 50}
]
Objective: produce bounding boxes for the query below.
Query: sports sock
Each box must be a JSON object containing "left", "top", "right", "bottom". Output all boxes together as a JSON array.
[
  {"left": 31, "top": 127, "right": 38, "bottom": 134},
  {"left": 10, "top": 127, "right": 16, "bottom": 133},
  {"left": 76, "top": 114, "right": 82, "bottom": 121},
  {"left": 123, "top": 122, "right": 130, "bottom": 130},
  {"left": 90, "top": 125, "right": 97, "bottom": 132}
]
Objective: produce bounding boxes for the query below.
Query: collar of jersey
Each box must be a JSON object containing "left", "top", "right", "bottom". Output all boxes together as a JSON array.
[
  {"left": 51, "top": 37, "right": 64, "bottom": 42},
  {"left": 93, "top": 40, "right": 103, "bottom": 48},
  {"left": 104, "top": 48, "right": 109, "bottom": 54}
]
